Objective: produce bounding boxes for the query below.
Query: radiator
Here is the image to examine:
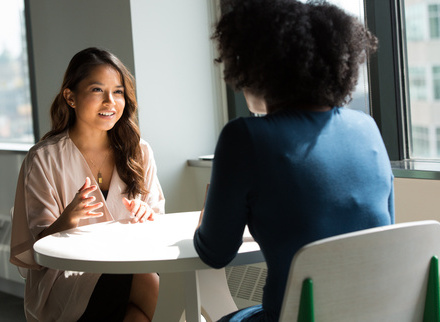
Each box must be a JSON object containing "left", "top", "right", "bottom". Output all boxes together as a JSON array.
[{"left": 225, "top": 262, "right": 267, "bottom": 308}]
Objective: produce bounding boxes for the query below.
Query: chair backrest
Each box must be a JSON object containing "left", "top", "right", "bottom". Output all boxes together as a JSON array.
[{"left": 279, "top": 220, "right": 440, "bottom": 322}]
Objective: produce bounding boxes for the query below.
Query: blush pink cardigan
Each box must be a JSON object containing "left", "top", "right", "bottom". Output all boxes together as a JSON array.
[{"left": 10, "top": 131, "right": 165, "bottom": 321}]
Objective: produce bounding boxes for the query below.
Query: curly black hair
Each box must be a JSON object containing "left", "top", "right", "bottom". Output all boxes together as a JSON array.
[{"left": 213, "top": 0, "right": 378, "bottom": 110}]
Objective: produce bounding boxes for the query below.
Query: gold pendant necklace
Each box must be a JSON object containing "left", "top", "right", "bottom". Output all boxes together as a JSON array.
[{"left": 86, "top": 150, "right": 110, "bottom": 185}]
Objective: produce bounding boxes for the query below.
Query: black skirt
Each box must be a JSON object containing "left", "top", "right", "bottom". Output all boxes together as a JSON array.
[{"left": 77, "top": 274, "right": 133, "bottom": 322}]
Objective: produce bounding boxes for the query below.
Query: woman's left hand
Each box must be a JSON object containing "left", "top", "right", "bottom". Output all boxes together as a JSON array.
[{"left": 122, "top": 197, "right": 154, "bottom": 223}]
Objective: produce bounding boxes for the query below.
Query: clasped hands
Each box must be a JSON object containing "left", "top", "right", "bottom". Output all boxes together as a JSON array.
[{"left": 64, "top": 177, "right": 154, "bottom": 225}]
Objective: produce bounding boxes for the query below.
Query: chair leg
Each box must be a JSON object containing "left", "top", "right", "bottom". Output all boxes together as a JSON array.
[
  {"left": 423, "top": 256, "right": 440, "bottom": 322},
  {"left": 297, "top": 278, "right": 314, "bottom": 322}
]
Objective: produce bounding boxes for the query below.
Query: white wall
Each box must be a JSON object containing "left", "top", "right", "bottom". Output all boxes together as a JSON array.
[
  {"left": 394, "top": 178, "right": 440, "bottom": 223},
  {"left": 130, "top": 0, "right": 225, "bottom": 212}
]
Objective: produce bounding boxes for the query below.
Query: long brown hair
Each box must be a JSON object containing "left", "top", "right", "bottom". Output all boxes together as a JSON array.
[{"left": 42, "top": 47, "right": 147, "bottom": 198}]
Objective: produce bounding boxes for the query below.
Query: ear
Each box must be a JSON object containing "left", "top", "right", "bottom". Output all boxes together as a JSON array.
[{"left": 63, "top": 88, "right": 75, "bottom": 108}]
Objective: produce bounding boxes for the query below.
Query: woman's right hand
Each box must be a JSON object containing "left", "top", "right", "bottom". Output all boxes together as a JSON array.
[
  {"left": 38, "top": 177, "right": 103, "bottom": 239},
  {"left": 62, "top": 177, "right": 104, "bottom": 225}
]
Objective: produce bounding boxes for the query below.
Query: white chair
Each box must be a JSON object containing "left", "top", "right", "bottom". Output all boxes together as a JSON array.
[{"left": 279, "top": 220, "right": 440, "bottom": 322}]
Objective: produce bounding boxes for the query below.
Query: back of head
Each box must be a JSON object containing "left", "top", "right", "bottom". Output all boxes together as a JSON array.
[{"left": 214, "top": 0, "right": 378, "bottom": 110}]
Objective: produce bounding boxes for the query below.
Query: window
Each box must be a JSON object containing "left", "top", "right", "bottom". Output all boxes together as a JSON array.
[
  {"left": 429, "top": 4, "right": 440, "bottom": 39},
  {"left": 405, "top": 4, "right": 426, "bottom": 41},
  {"left": 402, "top": 1, "right": 440, "bottom": 159},
  {"left": 433, "top": 66, "right": 440, "bottom": 100},
  {"left": 408, "top": 67, "right": 427, "bottom": 101},
  {"left": 412, "top": 125, "right": 430, "bottom": 157},
  {"left": 364, "top": 0, "right": 440, "bottom": 168},
  {"left": 436, "top": 127, "right": 440, "bottom": 157},
  {"left": 0, "top": 0, "right": 35, "bottom": 148}
]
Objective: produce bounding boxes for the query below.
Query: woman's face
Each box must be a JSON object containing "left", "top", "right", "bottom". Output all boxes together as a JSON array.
[{"left": 64, "top": 64, "right": 125, "bottom": 134}]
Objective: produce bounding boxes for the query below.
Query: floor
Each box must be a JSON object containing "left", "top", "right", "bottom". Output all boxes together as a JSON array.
[{"left": 0, "top": 292, "right": 26, "bottom": 322}]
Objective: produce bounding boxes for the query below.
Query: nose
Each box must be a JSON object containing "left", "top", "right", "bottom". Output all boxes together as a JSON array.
[{"left": 104, "top": 91, "right": 115, "bottom": 106}]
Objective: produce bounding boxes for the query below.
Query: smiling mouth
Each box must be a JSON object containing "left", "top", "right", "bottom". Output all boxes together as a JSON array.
[{"left": 98, "top": 112, "right": 115, "bottom": 116}]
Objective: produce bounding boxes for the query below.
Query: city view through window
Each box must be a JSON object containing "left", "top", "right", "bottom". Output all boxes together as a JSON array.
[
  {"left": 405, "top": 0, "right": 440, "bottom": 159},
  {"left": 0, "top": 1, "right": 34, "bottom": 146}
]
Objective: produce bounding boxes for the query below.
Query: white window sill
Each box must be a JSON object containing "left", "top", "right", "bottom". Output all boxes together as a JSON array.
[{"left": 0, "top": 142, "right": 33, "bottom": 153}]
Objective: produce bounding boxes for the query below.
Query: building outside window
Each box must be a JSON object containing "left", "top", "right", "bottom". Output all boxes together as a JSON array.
[
  {"left": 408, "top": 66, "right": 428, "bottom": 101},
  {"left": 433, "top": 66, "right": 440, "bottom": 100},
  {"left": 412, "top": 125, "right": 430, "bottom": 157},
  {"left": 0, "top": 0, "right": 34, "bottom": 148},
  {"left": 406, "top": 4, "right": 427, "bottom": 41},
  {"left": 405, "top": 0, "right": 440, "bottom": 159},
  {"left": 436, "top": 127, "right": 440, "bottom": 156},
  {"left": 429, "top": 4, "right": 440, "bottom": 39}
]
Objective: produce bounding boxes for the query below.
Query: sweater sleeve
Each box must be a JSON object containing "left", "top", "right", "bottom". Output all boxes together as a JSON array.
[
  {"left": 194, "top": 118, "right": 255, "bottom": 268},
  {"left": 388, "top": 176, "right": 395, "bottom": 224}
]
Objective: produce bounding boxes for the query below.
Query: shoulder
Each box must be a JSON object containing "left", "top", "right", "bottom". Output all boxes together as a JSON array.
[
  {"left": 214, "top": 117, "right": 257, "bottom": 162},
  {"left": 26, "top": 132, "right": 70, "bottom": 164},
  {"left": 336, "top": 107, "right": 377, "bottom": 125},
  {"left": 332, "top": 107, "right": 381, "bottom": 134},
  {"left": 139, "top": 138, "right": 157, "bottom": 163},
  {"left": 21, "top": 132, "right": 72, "bottom": 180},
  {"left": 218, "top": 117, "right": 255, "bottom": 141}
]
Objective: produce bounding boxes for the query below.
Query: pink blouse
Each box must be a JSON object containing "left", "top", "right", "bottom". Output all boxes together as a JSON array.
[{"left": 10, "top": 131, "right": 165, "bottom": 321}]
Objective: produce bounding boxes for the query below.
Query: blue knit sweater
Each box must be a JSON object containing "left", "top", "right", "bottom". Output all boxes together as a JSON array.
[{"left": 194, "top": 107, "right": 394, "bottom": 321}]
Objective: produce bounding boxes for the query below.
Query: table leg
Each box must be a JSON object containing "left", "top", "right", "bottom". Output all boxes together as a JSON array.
[
  {"left": 153, "top": 272, "right": 186, "bottom": 322},
  {"left": 153, "top": 269, "right": 237, "bottom": 322},
  {"left": 184, "top": 271, "right": 201, "bottom": 322},
  {"left": 153, "top": 271, "right": 202, "bottom": 322},
  {"left": 198, "top": 268, "right": 238, "bottom": 322}
]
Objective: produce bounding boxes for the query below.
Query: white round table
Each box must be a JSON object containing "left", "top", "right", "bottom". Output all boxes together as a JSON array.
[{"left": 34, "top": 211, "right": 264, "bottom": 322}]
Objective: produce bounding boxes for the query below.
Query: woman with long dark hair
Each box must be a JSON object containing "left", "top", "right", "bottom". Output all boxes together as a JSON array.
[{"left": 11, "top": 47, "right": 164, "bottom": 321}]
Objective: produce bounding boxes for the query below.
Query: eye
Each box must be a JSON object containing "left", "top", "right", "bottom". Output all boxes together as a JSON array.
[
  {"left": 114, "top": 89, "right": 125, "bottom": 95},
  {"left": 91, "top": 87, "right": 103, "bottom": 92}
]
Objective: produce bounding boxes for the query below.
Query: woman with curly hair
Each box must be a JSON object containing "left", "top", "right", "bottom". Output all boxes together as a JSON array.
[
  {"left": 10, "top": 47, "right": 164, "bottom": 321},
  {"left": 194, "top": 1, "right": 394, "bottom": 321}
]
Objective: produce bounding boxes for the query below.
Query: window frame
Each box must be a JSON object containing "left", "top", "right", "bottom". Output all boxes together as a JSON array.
[
  {"left": 367, "top": 0, "right": 440, "bottom": 179},
  {"left": 365, "top": 0, "right": 409, "bottom": 162},
  {"left": 0, "top": 0, "right": 39, "bottom": 152},
  {"left": 25, "top": 0, "right": 39, "bottom": 143}
]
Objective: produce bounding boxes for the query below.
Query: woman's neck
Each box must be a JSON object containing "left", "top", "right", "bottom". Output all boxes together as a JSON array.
[
  {"left": 267, "top": 102, "right": 332, "bottom": 114},
  {"left": 68, "top": 126, "right": 110, "bottom": 151}
]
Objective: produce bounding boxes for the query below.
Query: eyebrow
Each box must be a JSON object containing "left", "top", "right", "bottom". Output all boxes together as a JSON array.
[{"left": 87, "top": 81, "right": 124, "bottom": 88}]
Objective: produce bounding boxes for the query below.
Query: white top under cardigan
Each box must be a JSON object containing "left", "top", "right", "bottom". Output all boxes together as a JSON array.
[{"left": 10, "top": 131, "right": 165, "bottom": 322}]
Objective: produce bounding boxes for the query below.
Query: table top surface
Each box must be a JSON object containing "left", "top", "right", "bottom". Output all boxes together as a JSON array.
[{"left": 33, "top": 211, "right": 264, "bottom": 274}]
